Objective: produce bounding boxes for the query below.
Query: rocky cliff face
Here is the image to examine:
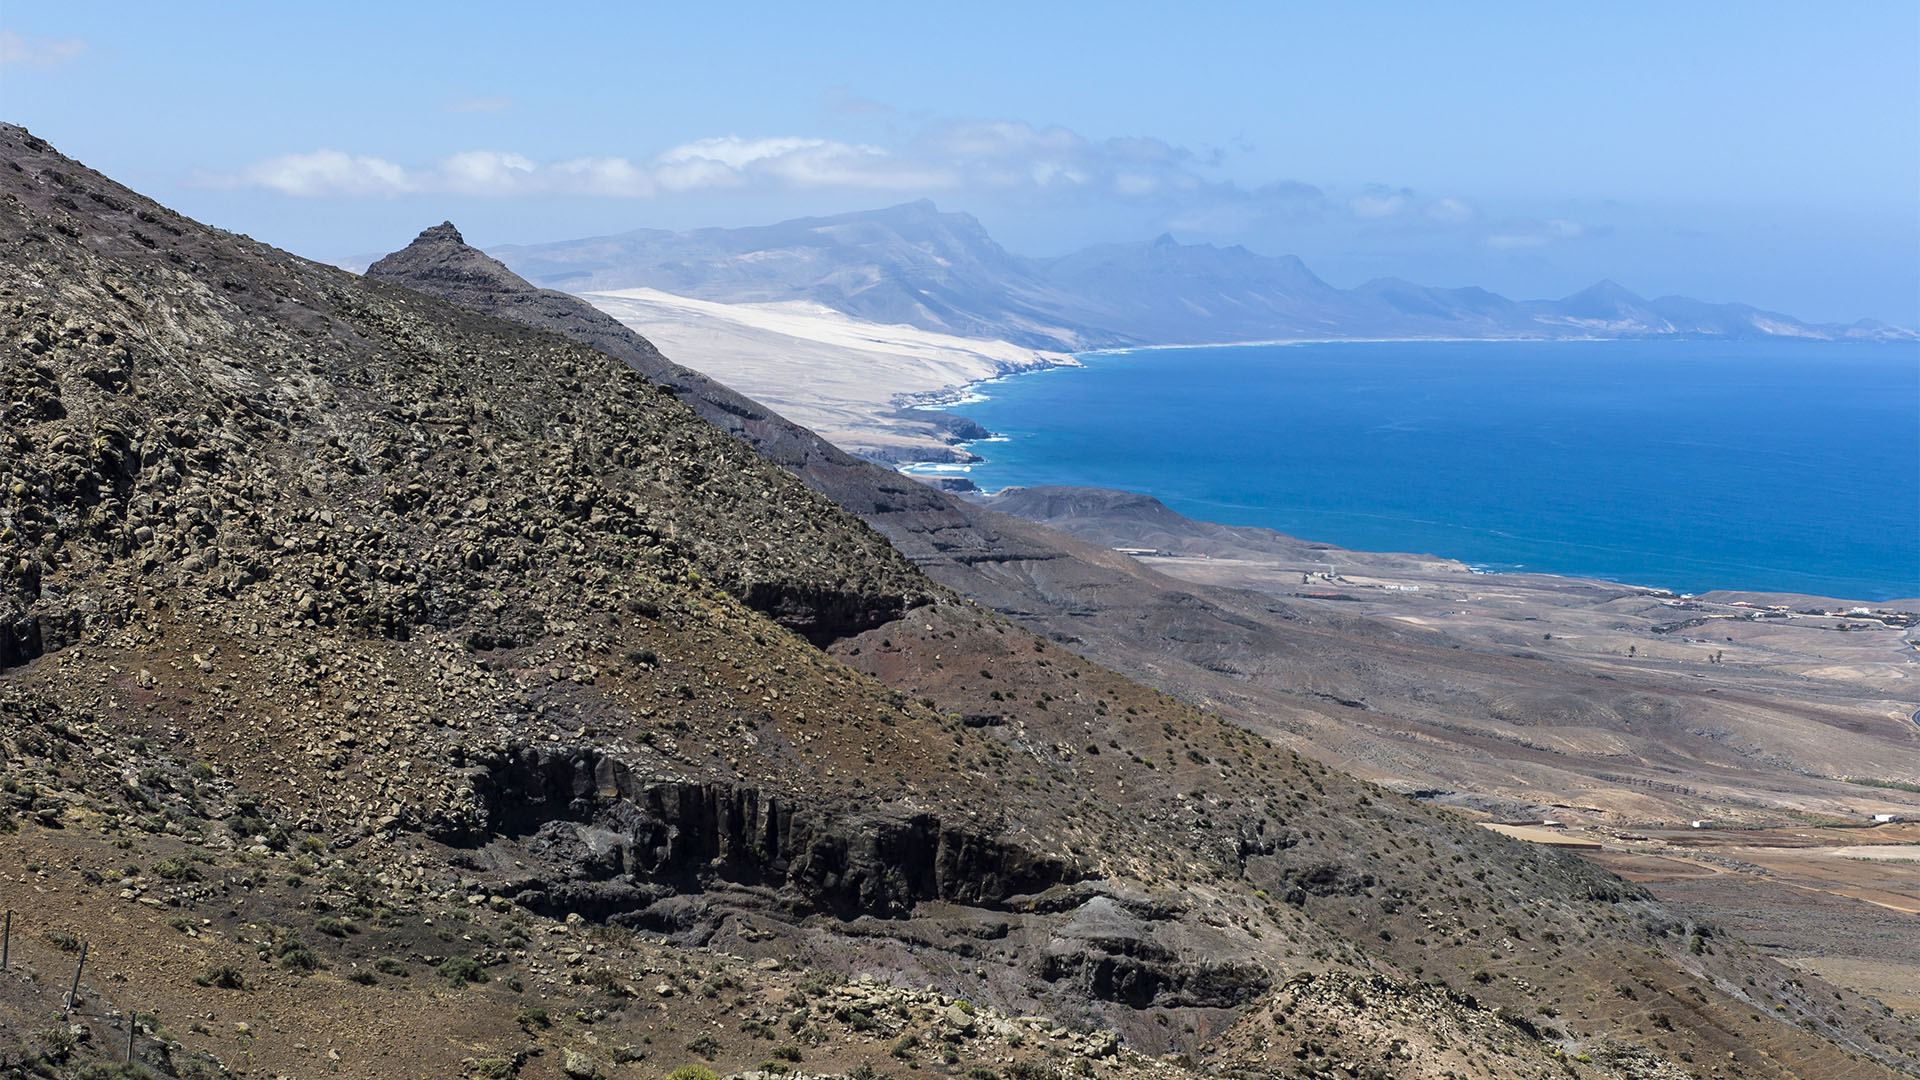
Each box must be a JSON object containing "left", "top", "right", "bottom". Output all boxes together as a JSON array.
[
  {"left": 4, "top": 124, "right": 1916, "bottom": 1078},
  {"left": 446, "top": 744, "right": 1082, "bottom": 921}
]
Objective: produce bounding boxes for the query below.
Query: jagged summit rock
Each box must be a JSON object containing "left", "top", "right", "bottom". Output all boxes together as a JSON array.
[{"left": 418, "top": 219, "right": 463, "bottom": 244}]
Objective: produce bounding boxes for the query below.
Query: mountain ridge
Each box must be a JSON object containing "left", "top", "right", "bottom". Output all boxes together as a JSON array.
[{"left": 490, "top": 200, "right": 1914, "bottom": 350}]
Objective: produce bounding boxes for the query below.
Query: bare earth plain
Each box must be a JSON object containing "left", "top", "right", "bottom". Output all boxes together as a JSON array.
[{"left": 969, "top": 485, "right": 1920, "bottom": 1013}]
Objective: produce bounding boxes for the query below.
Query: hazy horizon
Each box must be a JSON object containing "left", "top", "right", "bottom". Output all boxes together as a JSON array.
[{"left": 4, "top": 2, "right": 1916, "bottom": 325}]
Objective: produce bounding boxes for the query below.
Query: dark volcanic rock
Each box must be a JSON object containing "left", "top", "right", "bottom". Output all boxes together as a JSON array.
[{"left": 455, "top": 743, "right": 1081, "bottom": 921}]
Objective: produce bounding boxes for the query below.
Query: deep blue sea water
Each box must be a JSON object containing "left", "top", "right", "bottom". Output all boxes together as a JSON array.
[{"left": 912, "top": 340, "right": 1920, "bottom": 601}]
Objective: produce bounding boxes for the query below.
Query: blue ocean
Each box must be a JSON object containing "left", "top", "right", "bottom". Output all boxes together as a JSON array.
[{"left": 916, "top": 340, "right": 1920, "bottom": 601}]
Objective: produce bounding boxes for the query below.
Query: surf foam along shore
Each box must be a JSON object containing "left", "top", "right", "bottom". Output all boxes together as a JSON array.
[{"left": 577, "top": 286, "right": 1075, "bottom": 464}]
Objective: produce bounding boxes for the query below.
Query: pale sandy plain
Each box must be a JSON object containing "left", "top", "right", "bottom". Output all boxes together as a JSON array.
[{"left": 579, "top": 287, "right": 1073, "bottom": 461}]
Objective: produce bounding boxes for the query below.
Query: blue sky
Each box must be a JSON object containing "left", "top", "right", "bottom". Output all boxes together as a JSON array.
[{"left": 4, "top": 2, "right": 1917, "bottom": 324}]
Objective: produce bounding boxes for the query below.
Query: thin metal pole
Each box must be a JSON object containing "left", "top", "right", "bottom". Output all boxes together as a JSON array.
[
  {"left": 1, "top": 909, "right": 10, "bottom": 970},
  {"left": 128, "top": 1014, "right": 136, "bottom": 1060},
  {"left": 65, "top": 941, "right": 87, "bottom": 1012}
]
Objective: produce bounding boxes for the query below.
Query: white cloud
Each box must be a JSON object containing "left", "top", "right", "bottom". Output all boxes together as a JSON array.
[
  {"left": 236, "top": 150, "right": 415, "bottom": 198},
  {"left": 0, "top": 29, "right": 87, "bottom": 69},
  {"left": 922, "top": 120, "right": 1091, "bottom": 162},
  {"left": 1487, "top": 218, "right": 1585, "bottom": 249},
  {"left": 1350, "top": 189, "right": 1410, "bottom": 220},
  {"left": 1426, "top": 197, "right": 1476, "bottom": 223},
  {"left": 655, "top": 136, "right": 828, "bottom": 173},
  {"left": 546, "top": 156, "right": 655, "bottom": 198},
  {"left": 647, "top": 136, "right": 952, "bottom": 193},
  {"left": 911, "top": 120, "right": 1201, "bottom": 198},
  {"left": 437, "top": 151, "right": 538, "bottom": 196},
  {"left": 212, "top": 136, "right": 961, "bottom": 199},
  {"left": 205, "top": 118, "right": 1356, "bottom": 229}
]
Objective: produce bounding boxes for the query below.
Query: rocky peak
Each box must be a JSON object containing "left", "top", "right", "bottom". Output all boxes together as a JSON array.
[
  {"left": 416, "top": 220, "right": 464, "bottom": 245},
  {"left": 367, "top": 220, "right": 516, "bottom": 287}
]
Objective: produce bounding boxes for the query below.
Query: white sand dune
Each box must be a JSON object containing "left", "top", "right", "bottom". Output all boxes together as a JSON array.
[{"left": 579, "top": 287, "right": 1074, "bottom": 460}]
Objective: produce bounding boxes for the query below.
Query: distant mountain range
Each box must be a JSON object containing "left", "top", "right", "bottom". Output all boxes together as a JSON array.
[{"left": 491, "top": 200, "right": 1914, "bottom": 351}]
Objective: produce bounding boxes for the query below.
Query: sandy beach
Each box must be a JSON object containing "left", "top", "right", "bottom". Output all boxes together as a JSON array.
[{"left": 579, "top": 287, "right": 1074, "bottom": 462}]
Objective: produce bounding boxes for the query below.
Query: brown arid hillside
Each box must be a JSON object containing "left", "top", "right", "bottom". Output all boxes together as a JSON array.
[{"left": 2, "top": 122, "right": 1917, "bottom": 1080}]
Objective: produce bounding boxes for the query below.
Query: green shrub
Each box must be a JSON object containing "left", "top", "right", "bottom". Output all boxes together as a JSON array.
[
  {"left": 278, "top": 944, "right": 322, "bottom": 974},
  {"left": 439, "top": 955, "right": 488, "bottom": 985},
  {"left": 194, "top": 965, "right": 246, "bottom": 990},
  {"left": 797, "top": 969, "right": 844, "bottom": 995},
  {"left": 150, "top": 857, "right": 202, "bottom": 882}
]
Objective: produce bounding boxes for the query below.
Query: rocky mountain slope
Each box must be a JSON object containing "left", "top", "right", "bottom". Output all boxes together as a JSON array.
[
  {"left": 4, "top": 122, "right": 1918, "bottom": 1080},
  {"left": 488, "top": 201, "right": 1912, "bottom": 349}
]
